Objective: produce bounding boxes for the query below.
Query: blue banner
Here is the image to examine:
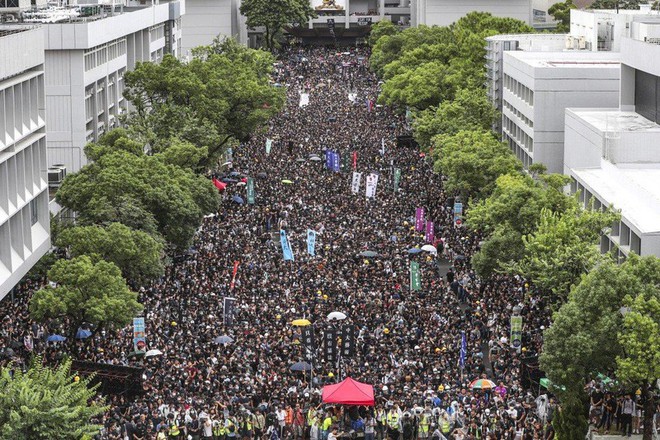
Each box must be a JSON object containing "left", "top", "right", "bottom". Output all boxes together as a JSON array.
[
  {"left": 325, "top": 150, "right": 333, "bottom": 169},
  {"left": 459, "top": 331, "right": 466, "bottom": 370},
  {"left": 307, "top": 229, "right": 316, "bottom": 256},
  {"left": 280, "top": 230, "right": 294, "bottom": 261},
  {"left": 332, "top": 152, "right": 340, "bottom": 172}
]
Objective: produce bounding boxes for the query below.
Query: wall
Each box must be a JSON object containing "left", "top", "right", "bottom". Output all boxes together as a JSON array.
[
  {"left": 414, "top": 0, "right": 531, "bottom": 27},
  {"left": 181, "top": 0, "right": 234, "bottom": 57}
]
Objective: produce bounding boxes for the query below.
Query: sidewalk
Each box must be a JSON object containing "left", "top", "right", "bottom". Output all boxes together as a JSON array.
[{"left": 591, "top": 434, "right": 643, "bottom": 440}]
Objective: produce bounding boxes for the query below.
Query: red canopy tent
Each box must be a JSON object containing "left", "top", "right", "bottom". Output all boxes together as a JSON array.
[{"left": 321, "top": 377, "right": 375, "bottom": 406}]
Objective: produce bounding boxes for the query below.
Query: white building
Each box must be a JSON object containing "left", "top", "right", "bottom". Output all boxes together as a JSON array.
[
  {"left": 181, "top": 0, "right": 243, "bottom": 55},
  {"left": 41, "top": 0, "right": 184, "bottom": 175},
  {"left": 564, "top": 34, "right": 660, "bottom": 259},
  {"left": 412, "top": 0, "right": 555, "bottom": 28},
  {"left": 486, "top": 33, "right": 567, "bottom": 131},
  {"left": 501, "top": 50, "right": 620, "bottom": 173},
  {"left": 0, "top": 26, "right": 51, "bottom": 300},
  {"left": 569, "top": 6, "right": 660, "bottom": 52}
]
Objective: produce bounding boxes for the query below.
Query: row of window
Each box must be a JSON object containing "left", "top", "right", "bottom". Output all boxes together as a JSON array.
[
  {"left": 503, "top": 99, "right": 533, "bottom": 128},
  {"left": 0, "top": 73, "right": 44, "bottom": 150},
  {"left": 0, "top": 137, "right": 47, "bottom": 223},
  {"left": 84, "top": 70, "right": 126, "bottom": 143},
  {"left": 503, "top": 132, "right": 532, "bottom": 169},
  {"left": 503, "top": 74, "right": 534, "bottom": 106},
  {"left": 84, "top": 38, "right": 127, "bottom": 72},
  {"left": 503, "top": 115, "right": 534, "bottom": 153},
  {"left": 0, "top": 191, "right": 47, "bottom": 275},
  {"left": 150, "top": 24, "right": 165, "bottom": 41},
  {"left": 571, "top": 178, "right": 642, "bottom": 256}
]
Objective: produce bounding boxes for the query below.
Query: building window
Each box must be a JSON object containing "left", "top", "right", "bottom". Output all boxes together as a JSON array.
[{"left": 30, "top": 198, "right": 38, "bottom": 225}]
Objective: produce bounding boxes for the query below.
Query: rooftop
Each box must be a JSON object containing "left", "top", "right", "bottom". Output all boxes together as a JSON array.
[
  {"left": 569, "top": 110, "right": 660, "bottom": 133},
  {"left": 506, "top": 50, "right": 620, "bottom": 68},
  {"left": 0, "top": 27, "right": 30, "bottom": 38},
  {"left": 573, "top": 163, "right": 660, "bottom": 235}
]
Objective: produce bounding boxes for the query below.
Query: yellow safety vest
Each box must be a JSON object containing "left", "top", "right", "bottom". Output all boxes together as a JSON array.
[
  {"left": 377, "top": 410, "right": 386, "bottom": 424},
  {"left": 322, "top": 417, "right": 332, "bottom": 431},
  {"left": 308, "top": 410, "right": 315, "bottom": 426},
  {"left": 419, "top": 415, "right": 430, "bottom": 433},
  {"left": 214, "top": 424, "right": 226, "bottom": 436},
  {"left": 441, "top": 418, "right": 450, "bottom": 434},
  {"left": 170, "top": 422, "right": 181, "bottom": 436},
  {"left": 387, "top": 412, "right": 399, "bottom": 429}
]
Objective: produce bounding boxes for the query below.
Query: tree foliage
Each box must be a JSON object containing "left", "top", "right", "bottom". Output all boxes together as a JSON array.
[
  {"left": 368, "top": 20, "right": 399, "bottom": 47},
  {"left": 123, "top": 38, "right": 285, "bottom": 167},
  {"left": 413, "top": 88, "right": 498, "bottom": 148},
  {"left": 589, "top": 0, "right": 647, "bottom": 9},
  {"left": 29, "top": 256, "right": 143, "bottom": 333},
  {"left": 0, "top": 357, "right": 106, "bottom": 440},
  {"left": 510, "top": 206, "right": 619, "bottom": 300},
  {"left": 56, "top": 135, "right": 218, "bottom": 249},
  {"left": 57, "top": 222, "right": 164, "bottom": 285},
  {"left": 239, "top": 0, "right": 316, "bottom": 51},
  {"left": 432, "top": 130, "right": 521, "bottom": 198},
  {"left": 548, "top": 0, "right": 575, "bottom": 32}
]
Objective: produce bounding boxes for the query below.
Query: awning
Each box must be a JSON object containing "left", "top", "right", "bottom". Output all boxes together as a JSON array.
[{"left": 321, "top": 377, "right": 375, "bottom": 406}]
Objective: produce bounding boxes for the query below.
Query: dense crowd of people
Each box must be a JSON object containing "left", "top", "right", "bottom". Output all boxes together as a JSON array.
[{"left": 1, "top": 45, "right": 647, "bottom": 440}]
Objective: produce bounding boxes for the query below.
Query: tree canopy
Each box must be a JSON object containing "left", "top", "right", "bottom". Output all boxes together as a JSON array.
[
  {"left": 239, "top": 0, "right": 316, "bottom": 51},
  {"left": 57, "top": 222, "right": 164, "bottom": 285},
  {"left": 432, "top": 130, "right": 521, "bottom": 198},
  {"left": 123, "top": 38, "right": 285, "bottom": 168},
  {"left": 548, "top": 0, "right": 575, "bottom": 32},
  {"left": 29, "top": 256, "right": 143, "bottom": 334},
  {"left": 0, "top": 357, "right": 106, "bottom": 440},
  {"left": 56, "top": 136, "right": 218, "bottom": 249}
]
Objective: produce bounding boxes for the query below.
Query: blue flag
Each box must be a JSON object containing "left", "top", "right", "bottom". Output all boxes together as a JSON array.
[
  {"left": 280, "top": 230, "right": 294, "bottom": 261},
  {"left": 332, "top": 152, "right": 340, "bottom": 172},
  {"left": 307, "top": 229, "right": 316, "bottom": 256},
  {"left": 325, "top": 150, "right": 333, "bottom": 169},
  {"left": 459, "top": 331, "right": 466, "bottom": 370}
]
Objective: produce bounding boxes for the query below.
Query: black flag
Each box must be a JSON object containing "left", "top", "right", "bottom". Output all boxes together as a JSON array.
[
  {"left": 301, "top": 326, "right": 316, "bottom": 361},
  {"left": 223, "top": 297, "right": 236, "bottom": 327},
  {"left": 341, "top": 324, "right": 356, "bottom": 358},
  {"left": 323, "top": 329, "right": 337, "bottom": 363}
]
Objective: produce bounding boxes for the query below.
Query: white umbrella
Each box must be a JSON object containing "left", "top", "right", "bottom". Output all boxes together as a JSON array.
[
  {"left": 236, "top": 181, "right": 246, "bottom": 186},
  {"left": 327, "top": 311, "right": 347, "bottom": 321},
  {"left": 144, "top": 349, "right": 163, "bottom": 357},
  {"left": 421, "top": 244, "right": 437, "bottom": 253}
]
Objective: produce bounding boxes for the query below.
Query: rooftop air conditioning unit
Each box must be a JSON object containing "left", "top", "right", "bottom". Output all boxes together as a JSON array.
[
  {"left": 51, "top": 164, "right": 67, "bottom": 179},
  {"left": 48, "top": 167, "right": 65, "bottom": 188},
  {"left": 565, "top": 36, "right": 574, "bottom": 49},
  {"left": 578, "top": 36, "right": 586, "bottom": 49}
]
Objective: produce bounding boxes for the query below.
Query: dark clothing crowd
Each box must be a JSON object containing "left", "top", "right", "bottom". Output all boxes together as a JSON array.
[{"left": 1, "top": 46, "right": 565, "bottom": 440}]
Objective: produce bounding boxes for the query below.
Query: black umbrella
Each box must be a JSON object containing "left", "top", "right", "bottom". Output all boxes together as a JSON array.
[
  {"left": 290, "top": 361, "right": 313, "bottom": 371},
  {"left": 257, "top": 172, "right": 267, "bottom": 179}
]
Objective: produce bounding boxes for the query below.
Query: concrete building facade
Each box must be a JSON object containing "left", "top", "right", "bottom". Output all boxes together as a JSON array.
[
  {"left": 501, "top": 50, "right": 620, "bottom": 174},
  {"left": 43, "top": 0, "right": 185, "bottom": 175},
  {"left": 0, "top": 27, "right": 50, "bottom": 300},
  {"left": 564, "top": 35, "right": 660, "bottom": 260}
]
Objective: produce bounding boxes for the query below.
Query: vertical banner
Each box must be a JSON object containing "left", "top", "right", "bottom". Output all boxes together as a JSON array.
[
  {"left": 341, "top": 324, "right": 356, "bottom": 358},
  {"left": 265, "top": 138, "right": 272, "bottom": 155},
  {"left": 341, "top": 150, "right": 349, "bottom": 171},
  {"left": 453, "top": 202, "right": 463, "bottom": 224},
  {"left": 393, "top": 168, "right": 401, "bottom": 193},
  {"left": 410, "top": 261, "right": 421, "bottom": 291},
  {"left": 226, "top": 147, "right": 233, "bottom": 163},
  {"left": 280, "top": 230, "right": 295, "bottom": 261},
  {"left": 325, "top": 150, "right": 333, "bottom": 169},
  {"left": 247, "top": 177, "right": 255, "bottom": 205},
  {"left": 307, "top": 229, "right": 317, "bottom": 256},
  {"left": 223, "top": 297, "right": 236, "bottom": 327},
  {"left": 415, "top": 208, "right": 425, "bottom": 231},
  {"left": 425, "top": 221, "right": 434, "bottom": 243},
  {"left": 352, "top": 151, "right": 357, "bottom": 170},
  {"left": 301, "top": 326, "right": 316, "bottom": 361},
  {"left": 510, "top": 315, "right": 523, "bottom": 350},
  {"left": 323, "top": 329, "right": 337, "bottom": 363},
  {"left": 230, "top": 260, "right": 240, "bottom": 290},
  {"left": 133, "top": 317, "right": 146, "bottom": 352},
  {"left": 380, "top": 138, "right": 386, "bottom": 157},
  {"left": 332, "top": 151, "right": 340, "bottom": 172},
  {"left": 351, "top": 172, "right": 362, "bottom": 195},
  {"left": 365, "top": 173, "right": 379, "bottom": 198}
]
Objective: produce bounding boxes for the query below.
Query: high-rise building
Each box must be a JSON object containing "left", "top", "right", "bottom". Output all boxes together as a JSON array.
[{"left": 0, "top": 26, "right": 50, "bottom": 300}]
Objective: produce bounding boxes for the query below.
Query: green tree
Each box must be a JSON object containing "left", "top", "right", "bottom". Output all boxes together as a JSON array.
[
  {"left": 548, "top": 0, "right": 576, "bottom": 32},
  {"left": 124, "top": 42, "right": 285, "bottom": 167},
  {"left": 553, "top": 395, "right": 589, "bottom": 440},
  {"left": 29, "top": 256, "right": 143, "bottom": 334},
  {"left": 57, "top": 222, "right": 164, "bottom": 285},
  {"left": 541, "top": 255, "right": 660, "bottom": 439},
  {"left": 0, "top": 357, "right": 106, "bottom": 440},
  {"left": 413, "top": 88, "right": 497, "bottom": 148},
  {"left": 432, "top": 130, "right": 521, "bottom": 198},
  {"left": 470, "top": 228, "right": 524, "bottom": 278},
  {"left": 239, "top": 0, "right": 316, "bottom": 51},
  {"left": 368, "top": 20, "right": 398, "bottom": 47},
  {"left": 617, "top": 292, "right": 660, "bottom": 440},
  {"left": 589, "top": 0, "right": 647, "bottom": 9},
  {"left": 56, "top": 149, "right": 218, "bottom": 249},
  {"left": 511, "top": 205, "right": 619, "bottom": 301},
  {"left": 378, "top": 61, "right": 452, "bottom": 110}
]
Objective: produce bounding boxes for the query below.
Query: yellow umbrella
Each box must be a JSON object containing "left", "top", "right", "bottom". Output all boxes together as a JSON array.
[
  {"left": 282, "top": 179, "right": 294, "bottom": 184},
  {"left": 292, "top": 319, "right": 312, "bottom": 327}
]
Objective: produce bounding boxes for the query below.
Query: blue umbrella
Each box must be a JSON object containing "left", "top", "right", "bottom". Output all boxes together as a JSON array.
[
  {"left": 75, "top": 328, "right": 92, "bottom": 339},
  {"left": 221, "top": 178, "right": 238, "bottom": 183},
  {"left": 231, "top": 195, "right": 244, "bottom": 205},
  {"left": 290, "top": 361, "right": 313, "bottom": 372},
  {"left": 229, "top": 171, "right": 242, "bottom": 177},
  {"left": 407, "top": 248, "right": 423, "bottom": 254},
  {"left": 47, "top": 334, "right": 66, "bottom": 342},
  {"left": 213, "top": 335, "right": 234, "bottom": 345}
]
